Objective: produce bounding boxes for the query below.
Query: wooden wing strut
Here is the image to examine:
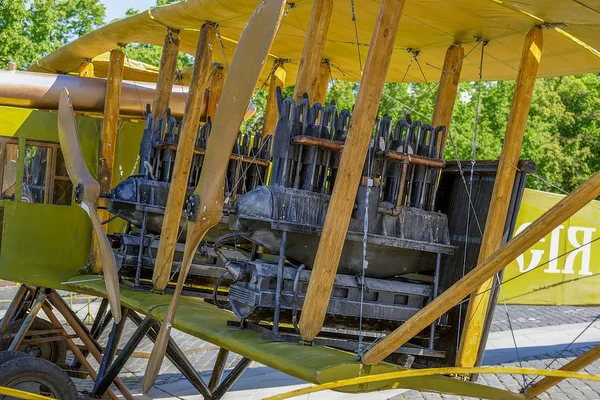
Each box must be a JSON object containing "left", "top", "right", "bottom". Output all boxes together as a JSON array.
[
  {"left": 298, "top": 0, "right": 407, "bottom": 342},
  {"left": 141, "top": 0, "right": 287, "bottom": 392}
]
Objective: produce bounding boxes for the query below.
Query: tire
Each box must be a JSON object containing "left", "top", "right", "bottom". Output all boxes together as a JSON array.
[
  {"left": 0, "top": 350, "right": 32, "bottom": 365},
  {"left": 0, "top": 317, "right": 67, "bottom": 365},
  {"left": 0, "top": 356, "right": 78, "bottom": 400}
]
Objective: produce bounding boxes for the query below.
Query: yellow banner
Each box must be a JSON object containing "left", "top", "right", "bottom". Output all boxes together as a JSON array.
[{"left": 502, "top": 189, "right": 600, "bottom": 305}]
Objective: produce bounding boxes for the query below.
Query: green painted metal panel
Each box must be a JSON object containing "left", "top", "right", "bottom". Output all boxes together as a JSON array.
[{"left": 0, "top": 106, "right": 144, "bottom": 288}]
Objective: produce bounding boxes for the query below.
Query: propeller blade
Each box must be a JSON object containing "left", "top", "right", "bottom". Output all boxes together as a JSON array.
[
  {"left": 141, "top": 0, "right": 287, "bottom": 392},
  {"left": 58, "top": 88, "right": 121, "bottom": 323}
]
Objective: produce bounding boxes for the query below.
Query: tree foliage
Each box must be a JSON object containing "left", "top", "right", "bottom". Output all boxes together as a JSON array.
[{"left": 0, "top": 0, "right": 105, "bottom": 69}]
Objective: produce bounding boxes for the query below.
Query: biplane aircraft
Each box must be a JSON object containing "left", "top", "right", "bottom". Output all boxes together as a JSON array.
[{"left": 0, "top": 0, "right": 600, "bottom": 398}]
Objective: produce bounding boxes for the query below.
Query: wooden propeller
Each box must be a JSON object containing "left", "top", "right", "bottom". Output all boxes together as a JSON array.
[
  {"left": 57, "top": 88, "right": 121, "bottom": 323},
  {"left": 141, "top": 0, "right": 287, "bottom": 392}
]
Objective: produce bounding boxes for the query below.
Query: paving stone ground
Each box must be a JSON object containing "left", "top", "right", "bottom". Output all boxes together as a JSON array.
[{"left": 2, "top": 285, "right": 600, "bottom": 399}]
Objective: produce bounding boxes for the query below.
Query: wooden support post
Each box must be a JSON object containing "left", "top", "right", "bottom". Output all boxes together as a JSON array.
[
  {"left": 361, "top": 169, "right": 600, "bottom": 366},
  {"left": 292, "top": 0, "right": 334, "bottom": 103},
  {"left": 153, "top": 28, "right": 181, "bottom": 120},
  {"left": 263, "top": 60, "right": 286, "bottom": 136},
  {"left": 152, "top": 23, "right": 216, "bottom": 291},
  {"left": 431, "top": 42, "right": 464, "bottom": 156},
  {"left": 42, "top": 303, "right": 120, "bottom": 400},
  {"left": 298, "top": 0, "right": 407, "bottom": 342},
  {"left": 313, "top": 59, "right": 331, "bottom": 105},
  {"left": 47, "top": 292, "right": 133, "bottom": 400},
  {"left": 79, "top": 59, "right": 94, "bottom": 78},
  {"left": 91, "top": 47, "right": 125, "bottom": 273},
  {"left": 206, "top": 63, "right": 225, "bottom": 121},
  {"left": 525, "top": 343, "right": 600, "bottom": 397},
  {"left": 456, "top": 27, "right": 543, "bottom": 369}
]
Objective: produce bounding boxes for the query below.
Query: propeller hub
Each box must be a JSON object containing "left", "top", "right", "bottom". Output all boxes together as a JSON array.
[{"left": 185, "top": 194, "right": 200, "bottom": 222}]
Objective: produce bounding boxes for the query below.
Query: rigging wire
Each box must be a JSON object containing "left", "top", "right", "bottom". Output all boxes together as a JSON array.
[
  {"left": 216, "top": 25, "right": 230, "bottom": 73},
  {"left": 455, "top": 41, "right": 486, "bottom": 357},
  {"left": 525, "top": 313, "right": 600, "bottom": 389},
  {"left": 349, "top": 0, "right": 363, "bottom": 75}
]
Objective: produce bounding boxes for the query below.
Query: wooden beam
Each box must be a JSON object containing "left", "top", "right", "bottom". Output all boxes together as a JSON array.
[
  {"left": 153, "top": 28, "right": 181, "bottom": 120},
  {"left": 263, "top": 60, "right": 286, "bottom": 136},
  {"left": 361, "top": 171, "right": 600, "bottom": 366},
  {"left": 42, "top": 303, "right": 120, "bottom": 400},
  {"left": 431, "top": 42, "right": 464, "bottom": 156},
  {"left": 313, "top": 59, "right": 331, "bottom": 105},
  {"left": 79, "top": 59, "right": 94, "bottom": 77},
  {"left": 298, "top": 0, "right": 407, "bottom": 342},
  {"left": 152, "top": 23, "right": 216, "bottom": 291},
  {"left": 91, "top": 47, "right": 125, "bottom": 274},
  {"left": 46, "top": 293, "right": 133, "bottom": 400},
  {"left": 525, "top": 343, "right": 600, "bottom": 397},
  {"left": 456, "top": 27, "right": 543, "bottom": 369},
  {"left": 206, "top": 63, "right": 225, "bottom": 121},
  {"left": 292, "top": 0, "right": 334, "bottom": 103}
]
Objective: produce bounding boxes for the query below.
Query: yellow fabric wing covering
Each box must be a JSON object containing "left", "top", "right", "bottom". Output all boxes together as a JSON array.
[{"left": 30, "top": 0, "right": 600, "bottom": 85}]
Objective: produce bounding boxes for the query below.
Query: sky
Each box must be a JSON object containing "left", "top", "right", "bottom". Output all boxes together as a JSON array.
[{"left": 101, "top": 0, "right": 157, "bottom": 22}]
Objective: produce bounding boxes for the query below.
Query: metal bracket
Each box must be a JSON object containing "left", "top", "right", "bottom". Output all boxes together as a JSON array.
[{"left": 74, "top": 183, "right": 84, "bottom": 204}]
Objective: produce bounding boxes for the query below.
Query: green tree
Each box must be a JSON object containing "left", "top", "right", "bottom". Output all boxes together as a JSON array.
[
  {"left": 0, "top": 0, "right": 105, "bottom": 69},
  {"left": 121, "top": 7, "right": 193, "bottom": 69}
]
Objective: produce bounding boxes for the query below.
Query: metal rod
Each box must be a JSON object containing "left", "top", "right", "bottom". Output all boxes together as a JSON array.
[
  {"left": 210, "top": 357, "right": 252, "bottom": 400},
  {"left": 135, "top": 212, "right": 149, "bottom": 288},
  {"left": 129, "top": 312, "right": 212, "bottom": 398},
  {"left": 8, "top": 290, "right": 47, "bottom": 351},
  {"left": 273, "top": 230, "right": 287, "bottom": 336},
  {"left": 0, "top": 284, "right": 28, "bottom": 333},
  {"left": 208, "top": 348, "right": 230, "bottom": 392},
  {"left": 95, "top": 307, "right": 129, "bottom": 386},
  {"left": 93, "top": 316, "right": 153, "bottom": 396},
  {"left": 428, "top": 252, "right": 442, "bottom": 350}
]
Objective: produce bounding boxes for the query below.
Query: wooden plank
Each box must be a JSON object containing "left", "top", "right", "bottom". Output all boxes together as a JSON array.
[
  {"left": 362, "top": 168, "right": 600, "bottom": 366},
  {"left": 292, "top": 0, "right": 334, "bottom": 103},
  {"left": 298, "top": 0, "right": 407, "bottom": 342},
  {"left": 152, "top": 28, "right": 181, "bottom": 121},
  {"left": 206, "top": 63, "right": 225, "bottom": 121},
  {"left": 431, "top": 42, "right": 464, "bottom": 156},
  {"left": 263, "top": 60, "right": 286, "bottom": 136},
  {"left": 525, "top": 343, "right": 600, "bottom": 397},
  {"left": 152, "top": 23, "right": 216, "bottom": 291},
  {"left": 313, "top": 59, "right": 331, "bottom": 105},
  {"left": 91, "top": 48, "right": 125, "bottom": 274},
  {"left": 456, "top": 27, "right": 543, "bottom": 369}
]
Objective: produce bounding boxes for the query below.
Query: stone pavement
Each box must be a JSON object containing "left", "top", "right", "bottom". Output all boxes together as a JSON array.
[{"left": 2, "top": 285, "right": 600, "bottom": 399}]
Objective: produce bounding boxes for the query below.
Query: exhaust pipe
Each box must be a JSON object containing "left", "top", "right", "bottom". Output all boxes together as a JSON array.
[{"left": 0, "top": 69, "right": 189, "bottom": 118}]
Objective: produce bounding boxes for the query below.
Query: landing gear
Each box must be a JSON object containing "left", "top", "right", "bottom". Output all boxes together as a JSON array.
[
  {"left": 0, "top": 317, "right": 67, "bottom": 365},
  {"left": 0, "top": 354, "right": 78, "bottom": 400}
]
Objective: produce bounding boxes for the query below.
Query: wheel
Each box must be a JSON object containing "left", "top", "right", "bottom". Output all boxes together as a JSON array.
[
  {"left": 0, "top": 356, "right": 78, "bottom": 400},
  {"left": 0, "top": 317, "right": 67, "bottom": 365},
  {"left": 0, "top": 350, "right": 32, "bottom": 365}
]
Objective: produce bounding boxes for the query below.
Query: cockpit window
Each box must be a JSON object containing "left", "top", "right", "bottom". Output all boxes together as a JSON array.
[
  {"left": 0, "top": 137, "right": 72, "bottom": 206},
  {"left": 1, "top": 141, "right": 19, "bottom": 201}
]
